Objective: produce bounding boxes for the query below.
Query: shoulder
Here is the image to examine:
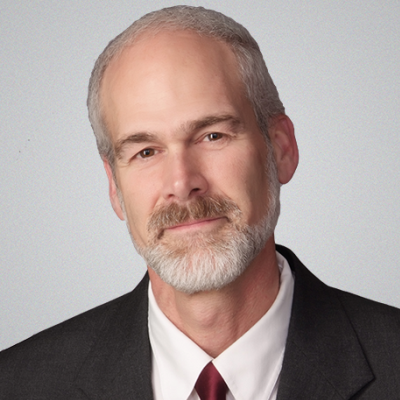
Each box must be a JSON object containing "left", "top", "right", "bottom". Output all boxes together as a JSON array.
[
  {"left": 278, "top": 244, "right": 400, "bottom": 320},
  {"left": 331, "top": 287, "right": 400, "bottom": 395},
  {"left": 277, "top": 245, "right": 400, "bottom": 397},
  {"left": 335, "top": 287, "right": 400, "bottom": 348},
  {"left": 0, "top": 274, "right": 149, "bottom": 398},
  {"left": 282, "top": 244, "right": 400, "bottom": 321},
  {"left": 0, "top": 290, "right": 129, "bottom": 360},
  {"left": 278, "top": 244, "right": 400, "bottom": 352},
  {"left": 288, "top": 243, "right": 400, "bottom": 351}
]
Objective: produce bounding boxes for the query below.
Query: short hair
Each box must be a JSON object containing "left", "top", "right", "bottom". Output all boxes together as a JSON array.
[{"left": 87, "top": 5, "right": 285, "bottom": 167}]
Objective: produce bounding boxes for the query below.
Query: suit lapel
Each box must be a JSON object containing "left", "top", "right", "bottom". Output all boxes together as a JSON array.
[
  {"left": 276, "top": 246, "right": 374, "bottom": 400},
  {"left": 74, "top": 274, "right": 153, "bottom": 400}
]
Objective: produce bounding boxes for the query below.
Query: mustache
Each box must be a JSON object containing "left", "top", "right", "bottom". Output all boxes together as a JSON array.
[{"left": 147, "top": 196, "right": 241, "bottom": 238}]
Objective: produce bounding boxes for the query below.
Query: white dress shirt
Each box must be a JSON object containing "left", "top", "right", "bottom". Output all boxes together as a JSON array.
[{"left": 148, "top": 251, "right": 294, "bottom": 400}]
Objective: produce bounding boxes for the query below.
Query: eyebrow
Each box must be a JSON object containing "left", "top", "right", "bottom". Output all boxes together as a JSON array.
[
  {"left": 185, "top": 114, "right": 242, "bottom": 132},
  {"left": 114, "top": 114, "right": 242, "bottom": 159},
  {"left": 114, "top": 132, "right": 158, "bottom": 159}
]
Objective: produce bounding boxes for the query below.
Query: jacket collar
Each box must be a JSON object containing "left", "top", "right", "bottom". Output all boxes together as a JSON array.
[
  {"left": 276, "top": 245, "right": 374, "bottom": 400},
  {"left": 74, "top": 274, "right": 153, "bottom": 400}
]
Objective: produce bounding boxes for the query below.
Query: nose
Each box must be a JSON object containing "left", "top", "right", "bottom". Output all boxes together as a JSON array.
[{"left": 161, "top": 149, "right": 208, "bottom": 201}]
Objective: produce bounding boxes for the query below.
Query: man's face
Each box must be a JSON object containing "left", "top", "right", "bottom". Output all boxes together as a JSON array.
[{"left": 101, "top": 30, "right": 280, "bottom": 292}]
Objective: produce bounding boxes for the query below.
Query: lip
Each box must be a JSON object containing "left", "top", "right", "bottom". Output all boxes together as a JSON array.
[{"left": 166, "top": 217, "right": 225, "bottom": 231}]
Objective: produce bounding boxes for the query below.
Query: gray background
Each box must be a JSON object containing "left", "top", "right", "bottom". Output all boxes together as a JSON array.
[{"left": 1, "top": 0, "right": 399, "bottom": 351}]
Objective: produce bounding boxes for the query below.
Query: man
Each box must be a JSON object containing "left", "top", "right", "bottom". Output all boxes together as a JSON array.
[{"left": 1, "top": 5, "right": 400, "bottom": 400}]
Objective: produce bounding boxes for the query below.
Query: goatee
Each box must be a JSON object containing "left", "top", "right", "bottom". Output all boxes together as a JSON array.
[{"left": 134, "top": 193, "right": 280, "bottom": 294}]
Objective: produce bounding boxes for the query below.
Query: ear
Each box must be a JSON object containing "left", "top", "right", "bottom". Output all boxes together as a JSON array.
[
  {"left": 103, "top": 159, "right": 125, "bottom": 220},
  {"left": 269, "top": 115, "right": 299, "bottom": 184}
]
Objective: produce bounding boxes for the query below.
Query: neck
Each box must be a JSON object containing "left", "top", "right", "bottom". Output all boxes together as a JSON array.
[{"left": 148, "top": 237, "right": 280, "bottom": 358}]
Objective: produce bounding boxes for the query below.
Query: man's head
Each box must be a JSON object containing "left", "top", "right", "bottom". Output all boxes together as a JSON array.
[
  {"left": 88, "top": 5, "right": 285, "bottom": 169},
  {"left": 88, "top": 6, "right": 298, "bottom": 294}
]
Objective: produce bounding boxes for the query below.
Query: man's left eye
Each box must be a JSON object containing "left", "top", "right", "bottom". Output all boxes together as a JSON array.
[
  {"left": 206, "top": 132, "right": 223, "bottom": 141},
  {"left": 138, "top": 148, "right": 155, "bottom": 158}
]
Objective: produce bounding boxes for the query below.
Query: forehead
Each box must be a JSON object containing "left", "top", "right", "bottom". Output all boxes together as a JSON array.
[
  {"left": 104, "top": 28, "right": 241, "bottom": 83},
  {"left": 100, "top": 30, "right": 250, "bottom": 139}
]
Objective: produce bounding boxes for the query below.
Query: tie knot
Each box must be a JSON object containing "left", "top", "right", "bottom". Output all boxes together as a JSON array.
[{"left": 195, "top": 362, "right": 228, "bottom": 400}]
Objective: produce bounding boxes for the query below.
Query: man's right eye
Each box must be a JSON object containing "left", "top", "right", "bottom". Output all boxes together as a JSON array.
[{"left": 138, "top": 148, "right": 155, "bottom": 158}]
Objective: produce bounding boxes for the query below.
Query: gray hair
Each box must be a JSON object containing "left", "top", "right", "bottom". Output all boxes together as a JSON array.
[{"left": 87, "top": 5, "right": 285, "bottom": 167}]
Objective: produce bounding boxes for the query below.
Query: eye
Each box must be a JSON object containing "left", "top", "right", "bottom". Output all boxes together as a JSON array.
[
  {"left": 206, "top": 132, "right": 223, "bottom": 141},
  {"left": 138, "top": 148, "right": 155, "bottom": 158}
]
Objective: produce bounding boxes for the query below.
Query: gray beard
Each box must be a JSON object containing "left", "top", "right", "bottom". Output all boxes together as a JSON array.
[
  {"left": 138, "top": 206, "right": 279, "bottom": 294},
  {"left": 120, "top": 146, "right": 281, "bottom": 294}
]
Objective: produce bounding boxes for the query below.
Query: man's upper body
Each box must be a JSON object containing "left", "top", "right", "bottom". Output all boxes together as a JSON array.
[
  {"left": 1, "top": 5, "right": 400, "bottom": 399},
  {"left": 2, "top": 246, "right": 400, "bottom": 399}
]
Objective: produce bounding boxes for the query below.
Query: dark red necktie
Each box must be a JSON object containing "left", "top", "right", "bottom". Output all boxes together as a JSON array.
[{"left": 195, "top": 362, "right": 228, "bottom": 400}]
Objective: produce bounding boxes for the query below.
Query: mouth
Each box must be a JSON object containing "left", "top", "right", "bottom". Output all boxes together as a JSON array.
[
  {"left": 152, "top": 216, "right": 229, "bottom": 242},
  {"left": 166, "top": 216, "right": 226, "bottom": 231},
  {"left": 147, "top": 196, "right": 241, "bottom": 242}
]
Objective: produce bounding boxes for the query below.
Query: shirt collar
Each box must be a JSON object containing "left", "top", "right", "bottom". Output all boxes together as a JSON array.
[
  {"left": 214, "top": 251, "right": 294, "bottom": 399},
  {"left": 149, "top": 284, "right": 211, "bottom": 400},
  {"left": 148, "top": 251, "right": 294, "bottom": 400}
]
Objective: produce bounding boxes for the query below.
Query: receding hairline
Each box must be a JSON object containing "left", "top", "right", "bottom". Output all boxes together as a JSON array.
[
  {"left": 97, "top": 27, "right": 248, "bottom": 142},
  {"left": 101, "top": 26, "right": 241, "bottom": 86}
]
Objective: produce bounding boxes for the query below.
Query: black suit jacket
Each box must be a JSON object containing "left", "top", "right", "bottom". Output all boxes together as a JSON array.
[{"left": 1, "top": 245, "right": 400, "bottom": 399}]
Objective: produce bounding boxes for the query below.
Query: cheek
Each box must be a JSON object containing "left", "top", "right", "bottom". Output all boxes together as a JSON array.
[
  {"left": 206, "top": 145, "right": 269, "bottom": 214},
  {"left": 118, "top": 173, "right": 159, "bottom": 241},
  {"left": 240, "top": 151, "right": 271, "bottom": 221}
]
